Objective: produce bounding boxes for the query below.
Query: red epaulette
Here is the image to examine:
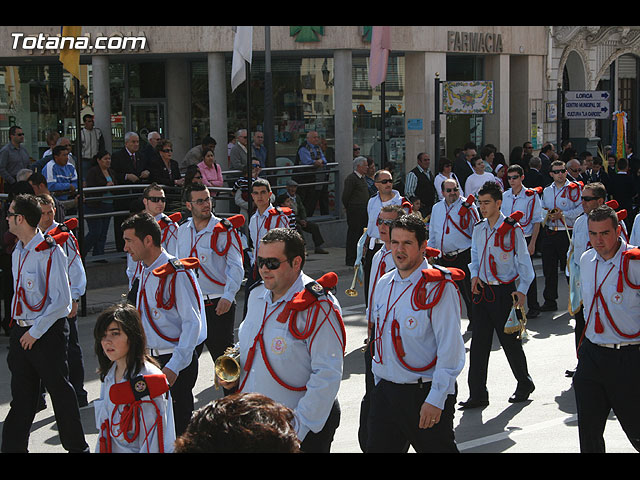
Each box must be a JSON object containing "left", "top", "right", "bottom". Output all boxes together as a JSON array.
[
  {"left": 277, "top": 272, "right": 338, "bottom": 323},
  {"left": 401, "top": 197, "right": 413, "bottom": 214},
  {"left": 606, "top": 199, "right": 619, "bottom": 210},
  {"left": 412, "top": 265, "right": 464, "bottom": 311},
  {"left": 158, "top": 212, "right": 182, "bottom": 230},
  {"left": 495, "top": 211, "right": 524, "bottom": 246},
  {"left": 212, "top": 214, "right": 245, "bottom": 235},
  {"left": 425, "top": 247, "right": 441, "bottom": 258},
  {"left": 268, "top": 206, "right": 292, "bottom": 217},
  {"left": 461, "top": 194, "right": 475, "bottom": 211},
  {"left": 35, "top": 232, "right": 69, "bottom": 252},
  {"left": 526, "top": 186, "right": 543, "bottom": 196},
  {"left": 109, "top": 374, "right": 169, "bottom": 404},
  {"left": 152, "top": 257, "right": 200, "bottom": 278},
  {"left": 47, "top": 217, "right": 78, "bottom": 236}
]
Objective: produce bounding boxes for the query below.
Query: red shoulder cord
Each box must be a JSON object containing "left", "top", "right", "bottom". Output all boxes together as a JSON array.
[
  {"left": 239, "top": 273, "right": 345, "bottom": 393},
  {"left": 512, "top": 190, "right": 538, "bottom": 228},
  {"left": 577, "top": 249, "right": 640, "bottom": 354},
  {"left": 389, "top": 267, "right": 464, "bottom": 372},
  {"left": 189, "top": 216, "right": 244, "bottom": 286},
  {"left": 137, "top": 258, "right": 201, "bottom": 342},
  {"left": 105, "top": 375, "right": 169, "bottom": 453},
  {"left": 10, "top": 233, "right": 68, "bottom": 324},
  {"left": 265, "top": 207, "right": 292, "bottom": 230},
  {"left": 561, "top": 181, "right": 582, "bottom": 202},
  {"left": 457, "top": 195, "right": 478, "bottom": 231}
]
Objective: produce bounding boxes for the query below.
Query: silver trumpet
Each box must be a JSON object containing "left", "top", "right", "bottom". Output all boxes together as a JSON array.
[
  {"left": 345, "top": 264, "right": 360, "bottom": 297},
  {"left": 214, "top": 343, "right": 241, "bottom": 389}
]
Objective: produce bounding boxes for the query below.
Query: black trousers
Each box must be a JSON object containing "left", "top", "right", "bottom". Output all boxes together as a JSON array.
[
  {"left": 573, "top": 339, "right": 640, "bottom": 453},
  {"left": 66, "top": 316, "right": 87, "bottom": 403},
  {"left": 525, "top": 236, "right": 541, "bottom": 311},
  {"left": 468, "top": 283, "right": 534, "bottom": 400},
  {"left": 300, "top": 398, "right": 341, "bottom": 453},
  {"left": 366, "top": 379, "right": 459, "bottom": 453},
  {"left": 437, "top": 248, "right": 473, "bottom": 323},
  {"left": 345, "top": 209, "right": 367, "bottom": 266},
  {"left": 363, "top": 243, "right": 383, "bottom": 307},
  {"left": 541, "top": 227, "right": 570, "bottom": 304},
  {"left": 201, "top": 298, "right": 236, "bottom": 365},
  {"left": 2, "top": 319, "right": 88, "bottom": 453},
  {"left": 154, "top": 350, "right": 199, "bottom": 437}
]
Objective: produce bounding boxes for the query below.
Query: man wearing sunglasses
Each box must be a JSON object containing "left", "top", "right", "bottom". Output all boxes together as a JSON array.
[
  {"left": 2, "top": 194, "right": 88, "bottom": 453},
  {"left": 364, "top": 169, "right": 406, "bottom": 302},
  {"left": 428, "top": 178, "right": 478, "bottom": 330},
  {"left": 501, "top": 165, "right": 544, "bottom": 318},
  {"left": 358, "top": 203, "right": 404, "bottom": 452},
  {"left": 0, "top": 125, "right": 31, "bottom": 192},
  {"left": 218, "top": 228, "right": 344, "bottom": 453},
  {"left": 540, "top": 160, "right": 583, "bottom": 312},
  {"left": 123, "top": 212, "right": 204, "bottom": 436},
  {"left": 177, "top": 183, "right": 244, "bottom": 392},
  {"left": 126, "top": 183, "right": 181, "bottom": 289}
]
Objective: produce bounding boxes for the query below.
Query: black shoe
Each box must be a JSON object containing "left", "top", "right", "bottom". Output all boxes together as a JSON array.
[
  {"left": 539, "top": 302, "right": 557, "bottom": 312},
  {"left": 458, "top": 398, "right": 489, "bottom": 410},
  {"left": 527, "top": 309, "right": 540, "bottom": 318},
  {"left": 508, "top": 383, "right": 535, "bottom": 403}
]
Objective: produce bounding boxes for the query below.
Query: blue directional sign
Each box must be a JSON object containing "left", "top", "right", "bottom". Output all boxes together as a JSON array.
[{"left": 564, "top": 91, "right": 611, "bottom": 119}]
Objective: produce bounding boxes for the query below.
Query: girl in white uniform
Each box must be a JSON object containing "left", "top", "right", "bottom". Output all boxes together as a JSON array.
[{"left": 93, "top": 304, "right": 176, "bottom": 453}]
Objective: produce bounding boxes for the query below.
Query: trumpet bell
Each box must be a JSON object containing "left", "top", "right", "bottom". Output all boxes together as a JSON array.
[
  {"left": 345, "top": 288, "right": 358, "bottom": 297},
  {"left": 214, "top": 345, "right": 241, "bottom": 384}
]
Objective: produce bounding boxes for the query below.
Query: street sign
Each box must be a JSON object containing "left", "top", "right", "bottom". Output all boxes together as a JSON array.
[{"left": 564, "top": 90, "right": 611, "bottom": 119}]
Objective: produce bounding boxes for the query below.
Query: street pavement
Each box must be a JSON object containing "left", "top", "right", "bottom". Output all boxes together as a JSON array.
[{"left": 0, "top": 248, "right": 637, "bottom": 453}]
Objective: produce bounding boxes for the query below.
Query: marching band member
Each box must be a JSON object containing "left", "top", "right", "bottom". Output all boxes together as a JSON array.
[
  {"left": 37, "top": 194, "right": 88, "bottom": 406},
  {"left": 1, "top": 194, "right": 88, "bottom": 453},
  {"left": 177, "top": 183, "right": 244, "bottom": 385},
  {"left": 217, "top": 228, "right": 345, "bottom": 453},
  {"left": 126, "top": 183, "right": 180, "bottom": 288},
  {"left": 428, "top": 177, "right": 478, "bottom": 329},
  {"left": 358, "top": 203, "right": 403, "bottom": 452},
  {"left": 573, "top": 204, "right": 640, "bottom": 452},
  {"left": 460, "top": 181, "right": 536, "bottom": 409},
  {"left": 94, "top": 303, "right": 175, "bottom": 453},
  {"left": 540, "top": 160, "right": 583, "bottom": 312},
  {"left": 367, "top": 214, "right": 465, "bottom": 452},
  {"left": 122, "top": 212, "right": 203, "bottom": 436},
  {"left": 501, "top": 165, "right": 544, "bottom": 318}
]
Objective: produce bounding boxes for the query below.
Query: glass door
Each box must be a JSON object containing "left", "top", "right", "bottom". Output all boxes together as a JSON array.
[{"left": 128, "top": 101, "right": 166, "bottom": 145}]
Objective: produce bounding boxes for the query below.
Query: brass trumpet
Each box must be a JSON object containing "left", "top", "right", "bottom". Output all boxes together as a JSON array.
[
  {"left": 345, "top": 264, "right": 360, "bottom": 297},
  {"left": 214, "top": 343, "right": 241, "bottom": 389}
]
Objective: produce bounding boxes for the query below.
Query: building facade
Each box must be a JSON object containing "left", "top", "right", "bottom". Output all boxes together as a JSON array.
[{"left": 1, "top": 25, "right": 551, "bottom": 211}]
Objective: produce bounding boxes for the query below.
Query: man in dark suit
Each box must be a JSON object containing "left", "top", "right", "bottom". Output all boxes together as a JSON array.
[
  {"left": 342, "top": 156, "right": 371, "bottom": 266},
  {"left": 609, "top": 156, "right": 637, "bottom": 232},
  {"left": 453, "top": 142, "right": 477, "bottom": 191},
  {"left": 523, "top": 156, "right": 545, "bottom": 189},
  {"left": 539, "top": 143, "right": 556, "bottom": 180},
  {"left": 110, "top": 132, "right": 150, "bottom": 251}
]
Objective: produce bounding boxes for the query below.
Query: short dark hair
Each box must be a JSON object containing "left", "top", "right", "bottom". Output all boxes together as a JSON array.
[
  {"left": 120, "top": 212, "right": 161, "bottom": 247},
  {"left": 583, "top": 182, "right": 606, "bottom": 199},
  {"left": 27, "top": 172, "right": 47, "bottom": 187},
  {"left": 438, "top": 157, "right": 452, "bottom": 172},
  {"left": 251, "top": 178, "right": 271, "bottom": 193},
  {"left": 52, "top": 145, "right": 68, "bottom": 157},
  {"left": 143, "top": 182, "right": 164, "bottom": 197},
  {"left": 506, "top": 164, "right": 524, "bottom": 177},
  {"left": 551, "top": 159, "right": 565, "bottom": 169},
  {"left": 12, "top": 194, "right": 41, "bottom": 228},
  {"left": 174, "top": 393, "right": 300, "bottom": 453},
  {"left": 183, "top": 182, "right": 208, "bottom": 203},
  {"left": 9, "top": 125, "right": 22, "bottom": 136},
  {"left": 261, "top": 227, "right": 306, "bottom": 270},
  {"left": 478, "top": 181, "right": 503, "bottom": 201},
  {"left": 201, "top": 135, "right": 216, "bottom": 147},
  {"left": 587, "top": 204, "right": 618, "bottom": 229},
  {"left": 389, "top": 213, "right": 427, "bottom": 246}
]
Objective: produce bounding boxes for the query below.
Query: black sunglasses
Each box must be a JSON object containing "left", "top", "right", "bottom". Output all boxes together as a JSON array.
[
  {"left": 376, "top": 179, "right": 393, "bottom": 184},
  {"left": 256, "top": 256, "right": 288, "bottom": 270},
  {"left": 551, "top": 169, "right": 567, "bottom": 174},
  {"left": 145, "top": 196, "right": 166, "bottom": 203},
  {"left": 581, "top": 196, "right": 602, "bottom": 202},
  {"left": 376, "top": 217, "right": 394, "bottom": 226},
  {"left": 445, "top": 187, "right": 459, "bottom": 193}
]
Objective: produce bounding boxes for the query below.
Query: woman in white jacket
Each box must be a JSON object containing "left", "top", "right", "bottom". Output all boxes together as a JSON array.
[{"left": 93, "top": 304, "right": 176, "bottom": 453}]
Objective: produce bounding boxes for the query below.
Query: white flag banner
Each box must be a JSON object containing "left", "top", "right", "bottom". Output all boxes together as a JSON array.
[{"left": 231, "top": 26, "right": 253, "bottom": 92}]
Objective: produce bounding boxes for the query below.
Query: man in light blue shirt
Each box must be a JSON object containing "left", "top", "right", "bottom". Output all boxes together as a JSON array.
[
  {"left": 501, "top": 164, "right": 543, "bottom": 317},
  {"left": 461, "top": 181, "right": 535, "bottom": 410}
]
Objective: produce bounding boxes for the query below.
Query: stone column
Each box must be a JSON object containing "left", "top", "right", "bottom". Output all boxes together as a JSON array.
[
  {"left": 91, "top": 55, "right": 112, "bottom": 153},
  {"left": 333, "top": 49, "right": 353, "bottom": 219}
]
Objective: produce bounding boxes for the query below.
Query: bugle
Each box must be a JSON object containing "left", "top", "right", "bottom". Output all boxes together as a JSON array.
[
  {"left": 345, "top": 264, "right": 360, "bottom": 296},
  {"left": 214, "top": 343, "right": 241, "bottom": 389}
]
